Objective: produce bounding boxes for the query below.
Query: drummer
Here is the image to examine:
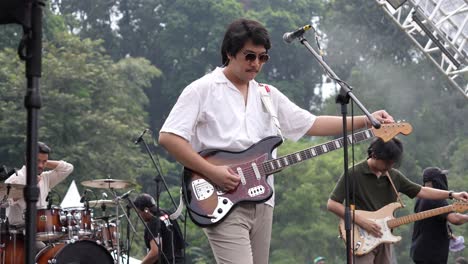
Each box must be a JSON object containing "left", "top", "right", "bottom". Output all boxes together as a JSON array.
[{"left": 5, "top": 141, "right": 73, "bottom": 227}]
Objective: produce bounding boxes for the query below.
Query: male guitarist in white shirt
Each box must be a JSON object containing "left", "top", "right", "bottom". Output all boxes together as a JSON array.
[
  {"left": 159, "top": 18, "right": 394, "bottom": 264},
  {"left": 327, "top": 138, "right": 468, "bottom": 264}
]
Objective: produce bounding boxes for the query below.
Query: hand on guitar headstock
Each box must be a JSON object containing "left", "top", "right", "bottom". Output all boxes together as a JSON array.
[
  {"left": 372, "top": 121, "right": 413, "bottom": 142},
  {"left": 452, "top": 191, "right": 468, "bottom": 203},
  {"left": 371, "top": 110, "right": 395, "bottom": 125}
]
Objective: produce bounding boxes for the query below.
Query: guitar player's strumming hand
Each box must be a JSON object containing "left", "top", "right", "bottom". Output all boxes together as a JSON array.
[
  {"left": 356, "top": 216, "right": 383, "bottom": 238},
  {"left": 206, "top": 165, "right": 241, "bottom": 192}
]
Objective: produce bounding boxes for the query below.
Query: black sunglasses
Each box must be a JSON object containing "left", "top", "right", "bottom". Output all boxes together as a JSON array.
[{"left": 242, "top": 51, "right": 270, "bottom": 63}]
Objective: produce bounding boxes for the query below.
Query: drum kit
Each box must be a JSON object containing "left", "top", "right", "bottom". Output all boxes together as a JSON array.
[{"left": 0, "top": 178, "right": 136, "bottom": 264}]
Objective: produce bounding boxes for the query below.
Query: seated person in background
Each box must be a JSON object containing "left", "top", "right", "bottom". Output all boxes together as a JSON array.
[
  {"left": 133, "top": 193, "right": 184, "bottom": 264},
  {"left": 5, "top": 141, "right": 73, "bottom": 226}
]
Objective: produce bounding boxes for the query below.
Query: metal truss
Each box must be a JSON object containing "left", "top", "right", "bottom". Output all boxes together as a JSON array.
[{"left": 376, "top": 0, "right": 468, "bottom": 99}]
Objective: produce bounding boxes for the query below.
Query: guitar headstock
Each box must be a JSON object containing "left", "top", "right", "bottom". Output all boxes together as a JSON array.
[
  {"left": 452, "top": 201, "right": 468, "bottom": 213},
  {"left": 372, "top": 122, "right": 413, "bottom": 142}
]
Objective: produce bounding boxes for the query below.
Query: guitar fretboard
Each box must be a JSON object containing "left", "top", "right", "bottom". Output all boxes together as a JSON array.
[
  {"left": 387, "top": 205, "right": 454, "bottom": 228},
  {"left": 263, "top": 129, "right": 375, "bottom": 174}
]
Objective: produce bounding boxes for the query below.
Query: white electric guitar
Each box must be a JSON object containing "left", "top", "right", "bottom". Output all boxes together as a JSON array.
[{"left": 339, "top": 201, "right": 468, "bottom": 256}]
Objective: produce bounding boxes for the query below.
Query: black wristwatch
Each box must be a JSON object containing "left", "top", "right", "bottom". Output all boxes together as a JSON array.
[{"left": 448, "top": 191, "right": 454, "bottom": 200}]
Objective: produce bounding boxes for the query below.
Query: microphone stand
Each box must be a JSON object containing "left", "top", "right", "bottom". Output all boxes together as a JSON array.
[
  {"left": 295, "top": 33, "right": 381, "bottom": 264},
  {"left": 137, "top": 136, "right": 182, "bottom": 221},
  {"left": 125, "top": 197, "right": 170, "bottom": 263},
  {"left": 22, "top": 1, "right": 45, "bottom": 264},
  {"left": 155, "top": 173, "right": 162, "bottom": 263},
  {"left": 114, "top": 195, "right": 138, "bottom": 262}
]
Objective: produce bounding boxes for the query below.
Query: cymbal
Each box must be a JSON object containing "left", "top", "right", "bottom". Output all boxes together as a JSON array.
[
  {"left": 88, "top": 199, "right": 117, "bottom": 208},
  {"left": 81, "top": 179, "right": 134, "bottom": 189},
  {"left": 0, "top": 183, "right": 25, "bottom": 199}
]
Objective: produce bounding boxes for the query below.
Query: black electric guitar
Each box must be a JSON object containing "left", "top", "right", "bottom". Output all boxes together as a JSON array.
[{"left": 183, "top": 123, "right": 413, "bottom": 226}]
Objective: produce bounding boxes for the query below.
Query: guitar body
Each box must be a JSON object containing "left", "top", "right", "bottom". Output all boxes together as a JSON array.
[
  {"left": 339, "top": 203, "right": 402, "bottom": 256},
  {"left": 183, "top": 136, "right": 283, "bottom": 227},
  {"left": 182, "top": 123, "right": 413, "bottom": 227}
]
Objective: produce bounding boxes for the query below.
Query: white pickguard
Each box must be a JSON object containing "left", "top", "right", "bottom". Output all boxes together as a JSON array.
[{"left": 353, "top": 217, "right": 401, "bottom": 254}]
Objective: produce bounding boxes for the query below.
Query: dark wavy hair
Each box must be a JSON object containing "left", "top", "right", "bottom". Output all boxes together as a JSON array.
[
  {"left": 367, "top": 137, "right": 403, "bottom": 165},
  {"left": 221, "top": 18, "right": 271, "bottom": 66}
]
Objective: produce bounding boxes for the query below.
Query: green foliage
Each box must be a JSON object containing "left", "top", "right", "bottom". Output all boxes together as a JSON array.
[
  {"left": 1, "top": 0, "right": 467, "bottom": 262},
  {"left": 0, "top": 29, "right": 161, "bottom": 258}
]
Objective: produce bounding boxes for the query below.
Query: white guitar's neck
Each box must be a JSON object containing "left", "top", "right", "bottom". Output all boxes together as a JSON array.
[{"left": 387, "top": 204, "right": 454, "bottom": 228}]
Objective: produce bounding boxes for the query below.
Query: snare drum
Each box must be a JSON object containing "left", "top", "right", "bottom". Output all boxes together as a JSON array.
[
  {"left": 36, "top": 207, "right": 64, "bottom": 241},
  {"left": 60, "top": 207, "right": 93, "bottom": 237},
  {"left": 35, "top": 240, "right": 114, "bottom": 264}
]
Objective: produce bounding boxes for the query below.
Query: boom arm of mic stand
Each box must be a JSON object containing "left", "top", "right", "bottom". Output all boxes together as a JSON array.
[
  {"left": 296, "top": 36, "right": 380, "bottom": 264},
  {"left": 139, "top": 137, "right": 185, "bottom": 222},
  {"left": 297, "top": 36, "right": 381, "bottom": 129}
]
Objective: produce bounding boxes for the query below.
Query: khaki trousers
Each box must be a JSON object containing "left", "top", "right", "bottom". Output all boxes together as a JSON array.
[
  {"left": 354, "top": 243, "right": 393, "bottom": 264},
  {"left": 203, "top": 203, "right": 273, "bottom": 264}
]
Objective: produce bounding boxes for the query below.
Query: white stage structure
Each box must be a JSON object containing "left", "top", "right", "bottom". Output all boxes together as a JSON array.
[{"left": 377, "top": 0, "right": 468, "bottom": 99}]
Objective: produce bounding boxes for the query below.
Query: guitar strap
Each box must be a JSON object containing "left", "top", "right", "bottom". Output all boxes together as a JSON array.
[
  {"left": 258, "top": 84, "right": 284, "bottom": 141},
  {"left": 386, "top": 172, "right": 406, "bottom": 207}
]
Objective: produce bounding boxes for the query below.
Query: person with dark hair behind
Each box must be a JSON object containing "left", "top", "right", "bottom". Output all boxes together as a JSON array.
[
  {"left": 327, "top": 138, "right": 468, "bottom": 264},
  {"left": 410, "top": 167, "right": 468, "bottom": 264},
  {"left": 159, "top": 18, "right": 395, "bottom": 263},
  {"left": 133, "top": 193, "right": 184, "bottom": 264}
]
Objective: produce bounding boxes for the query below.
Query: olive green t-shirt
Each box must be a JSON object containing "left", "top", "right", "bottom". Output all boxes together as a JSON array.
[{"left": 329, "top": 160, "right": 422, "bottom": 211}]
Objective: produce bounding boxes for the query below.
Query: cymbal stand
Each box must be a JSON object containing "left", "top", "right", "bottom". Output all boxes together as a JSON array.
[
  {"left": 110, "top": 188, "right": 121, "bottom": 264},
  {"left": 66, "top": 210, "right": 74, "bottom": 241},
  {"left": 114, "top": 199, "right": 138, "bottom": 264}
]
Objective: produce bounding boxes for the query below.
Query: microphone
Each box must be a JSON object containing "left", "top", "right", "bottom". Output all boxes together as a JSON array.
[
  {"left": 134, "top": 129, "right": 149, "bottom": 144},
  {"left": 79, "top": 189, "right": 92, "bottom": 203},
  {"left": 283, "top": 24, "right": 312, "bottom": 43},
  {"left": 116, "top": 189, "right": 134, "bottom": 200}
]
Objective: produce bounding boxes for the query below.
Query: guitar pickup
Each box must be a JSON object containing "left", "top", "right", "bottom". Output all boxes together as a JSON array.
[{"left": 248, "top": 185, "right": 265, "bottom": 197}]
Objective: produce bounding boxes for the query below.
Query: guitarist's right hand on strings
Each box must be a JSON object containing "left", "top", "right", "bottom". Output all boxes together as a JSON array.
[
  {"left": 358, "top": 217, "right": 383, "bottom": 238},
  {"left": 208, "top": 165, "right": 241, "bottom": 192}
]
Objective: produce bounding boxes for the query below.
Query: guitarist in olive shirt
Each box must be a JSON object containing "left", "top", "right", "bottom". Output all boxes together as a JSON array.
[{"left": 327, "top": 138, "right": 468, "bottom": 264}]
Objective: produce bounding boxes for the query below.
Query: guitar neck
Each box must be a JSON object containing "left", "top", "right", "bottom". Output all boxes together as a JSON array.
[
  {"left": 387, "top": 204, "right": 454, "bottom": 228},
  {"left": 263, "top": 128, "right": 376, "bottom": 174}
]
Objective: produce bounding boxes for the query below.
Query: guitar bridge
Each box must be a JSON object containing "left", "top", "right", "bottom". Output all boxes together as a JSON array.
[{"left": 192, "top": 179, "right": 214, "bottom": 201}]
